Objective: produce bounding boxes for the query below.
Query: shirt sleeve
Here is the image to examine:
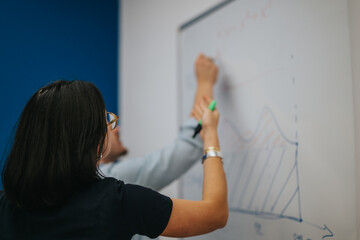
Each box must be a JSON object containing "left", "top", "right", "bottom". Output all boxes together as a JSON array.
[
  {"left": 99, "top": 118, "right": 203, "bottom": 190},
  {"left": 121, "top": 184, "right": 173, "bottom": 239}
]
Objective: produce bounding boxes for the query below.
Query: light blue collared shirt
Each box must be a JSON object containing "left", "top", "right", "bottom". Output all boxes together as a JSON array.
[{"left": 99, "top": 118, "right": 203, "bottom": 191}]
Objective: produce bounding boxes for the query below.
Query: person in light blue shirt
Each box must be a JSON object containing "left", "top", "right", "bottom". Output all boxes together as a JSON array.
[
  {"left": 99, "top": 117, "right": 203, "bottom": 190},
  {"left": 98, "top": 53, "right": 217, "bottom": 191}
]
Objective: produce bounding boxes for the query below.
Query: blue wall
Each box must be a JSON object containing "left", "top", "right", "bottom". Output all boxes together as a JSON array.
[{"left": 0, "top": 0, "right": 118, "bottom": 188}]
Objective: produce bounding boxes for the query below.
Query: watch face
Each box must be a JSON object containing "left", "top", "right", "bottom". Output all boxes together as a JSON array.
[{"left": 202, "top": 150, "right": 223, "bottom": 164}]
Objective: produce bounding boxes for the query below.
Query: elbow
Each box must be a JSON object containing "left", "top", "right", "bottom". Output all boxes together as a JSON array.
[
  {"left": 217, "top": 206, "right": 229, "bottom": 228},
  {"left": 202, "top": 201, "right": 229, "bottom": 232},
  {"left": 211, "top": 203, "right": 228, "bottom": 229}
]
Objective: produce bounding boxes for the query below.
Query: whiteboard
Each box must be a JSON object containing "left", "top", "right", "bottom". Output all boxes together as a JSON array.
[{"left": 178, "top": 0, "right": 356, "bottom": 239}]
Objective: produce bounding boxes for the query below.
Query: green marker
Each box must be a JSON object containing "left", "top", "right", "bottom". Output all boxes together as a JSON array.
[{"left": 192, "top": 100, "right": 217, "bottom": 138}]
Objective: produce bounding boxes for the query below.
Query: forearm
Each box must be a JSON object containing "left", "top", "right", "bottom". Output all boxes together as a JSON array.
[
  {"left": 161, "top": 132, "right": 228, "bottom": 238},
  {"left": 194, "top": 83, "right": 213, "bottom": 106},
  {"left": 202, "top": 131, "right": 228, "bottom": 218}
]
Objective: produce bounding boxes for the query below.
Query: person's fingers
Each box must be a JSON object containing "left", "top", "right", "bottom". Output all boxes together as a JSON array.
[
  {"left": 196, "top": 104, "right": 205, "bottom": 116},
  {"left": 200, "top": 100, "right": 209, "bottom": 112},
  {"left": 195, "top": 113, "right": 202, "bottom": 122},
  {"left": 202, "top": 96, "right": 213, "bottom": 106},
  {"left": 213, "top": 108, "right": 220, "bottom": 118},
  {"left": 192, "top": 112, "right": 199, "bottom": 121},
  {"left": 198, "top": 53, "right": 213, "bottom": 63},
  {"left": 192, "top": 107, "right": 202, "bottom": 121},
  {"left": 203, "top": 95, "right": 212, "bottom": 102},
  {"left": 198, "top": 53, "right": 204, "bottom": 60},
  {"left": 195, "top": 54, "right": 202, "bottom": 63},
  {"left": 193, "top": 104, "right": 203, "bottom": 116}
]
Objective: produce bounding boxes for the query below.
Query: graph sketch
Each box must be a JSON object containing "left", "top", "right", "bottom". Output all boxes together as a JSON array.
[
  {"left": 182, "top": 105, "right": 334, "bottom": 240},
  {"left": 221, "top": 106, "right": 302, "bottom": 222}
]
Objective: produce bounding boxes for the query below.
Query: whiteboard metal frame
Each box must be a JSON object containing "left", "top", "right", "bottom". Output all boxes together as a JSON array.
[{"left": 179, "top": 0, "right": 235, "bottom": 31}]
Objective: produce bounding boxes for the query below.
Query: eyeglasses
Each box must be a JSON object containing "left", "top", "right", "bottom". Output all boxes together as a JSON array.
[{"left": 106, "top": 112, "right": 119, "bottom": 130}]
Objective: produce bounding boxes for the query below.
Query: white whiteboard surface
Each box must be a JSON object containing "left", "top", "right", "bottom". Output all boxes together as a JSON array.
[{"left": 178, "top": 0, "right": 356, "bottom": 239}]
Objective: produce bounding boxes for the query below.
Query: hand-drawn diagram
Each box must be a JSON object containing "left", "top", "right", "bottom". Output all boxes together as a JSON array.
[
  {"left": 221, "top": 106, "right": 302, "bottom": 223},
  {"left": 183, "top": 105, "right": 334, "bottom": 240}
]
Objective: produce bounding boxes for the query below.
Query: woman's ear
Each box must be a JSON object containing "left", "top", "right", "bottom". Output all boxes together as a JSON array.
[{"left": 101, "top": 125, "right": 112, "bottom": 159}]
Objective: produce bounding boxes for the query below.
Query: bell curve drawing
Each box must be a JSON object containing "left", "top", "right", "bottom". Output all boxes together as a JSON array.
[
  {"left": 222, "top": 106, "right": 301, "bottom": 223},
  {"left": 178, "top": 0, "right": 356, "bottom": 239}
]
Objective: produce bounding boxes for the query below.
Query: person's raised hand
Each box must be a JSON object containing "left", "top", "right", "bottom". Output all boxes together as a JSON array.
[
  {"left": 192, "top": 96, "right": 220, "bottom": 140},
  {"left": 195, "top": 53, "right": 218, "bottom": 86},
  {"left": 200, "top": 96, "right": 219, "bottom": 134}
]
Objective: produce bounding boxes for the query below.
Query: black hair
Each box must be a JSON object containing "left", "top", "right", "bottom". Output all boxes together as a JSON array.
[{"left": 1, "top": 80, "right": 107, "bottom": 210}]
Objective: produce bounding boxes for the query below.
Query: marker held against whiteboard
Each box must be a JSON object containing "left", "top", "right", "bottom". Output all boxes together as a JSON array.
[{"left": 192, "top": 100, "right": 217, "bottom": 138}]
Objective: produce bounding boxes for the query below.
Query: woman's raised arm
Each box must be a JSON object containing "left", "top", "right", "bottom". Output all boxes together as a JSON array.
[{"left": 161, "top": 97, "right": 228, "bottom": 237}]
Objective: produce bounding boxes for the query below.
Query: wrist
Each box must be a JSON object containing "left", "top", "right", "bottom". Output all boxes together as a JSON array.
[
  {"left": 203, "top": 128, "right": 217, "bottom": 136},
  {"left": 203, "top": 130, "right": 219, "bottom": 149},
  {"left": 197, "top": 81, "right": 214, "bottom": 88}
]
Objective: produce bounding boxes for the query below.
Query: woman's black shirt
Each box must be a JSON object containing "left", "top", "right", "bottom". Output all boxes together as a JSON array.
[{"left": 0, "top": 177, "right": 173, "bottom": 240}]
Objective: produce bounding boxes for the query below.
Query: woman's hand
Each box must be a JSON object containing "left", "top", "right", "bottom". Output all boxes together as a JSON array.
[
  {"left": 190, "top": 53, "right": 217, "bottom": 119},
  {"left": 191, "top": 96, "right": 219, "bottom": 141},
  {"left": 195, "top": 54, "right": 218, "bottom": 86}
]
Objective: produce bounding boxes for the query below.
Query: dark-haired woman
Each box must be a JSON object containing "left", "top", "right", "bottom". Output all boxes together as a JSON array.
[{"left": 0, "top": 80, "right": 227, "bottom": 239}]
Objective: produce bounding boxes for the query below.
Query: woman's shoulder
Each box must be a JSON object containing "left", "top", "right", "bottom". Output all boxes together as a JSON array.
[
  {"left": 64, "top": 178, "right": 128, "bottom": 215},
  {"left": 83, "top": 177, "right": 125, "bottom": 194},
  {"left": 83, "top": 178, "right": 172, "bottom": 206},
  {"left": 98, "top": 177, "right": 124, "bottom": 186}
]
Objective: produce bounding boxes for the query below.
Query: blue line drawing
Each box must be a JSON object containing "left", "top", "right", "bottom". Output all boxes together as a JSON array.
[
  {"left": 271, "top": 164, "right": 296, "bottom": 212},
  {"left": 220, "top": 106, "right": 302, "bottom": 222},
  {"left": 254, "top": 222, "right": 263, "bottom": 236},
  {"left": 248, "top": 148, "right": 274, "bottom": 210},
  {"left": 184, "top": 105, "right": 334, "bottom": 239},
  {"left": 321, "top": 225, "right": 333, "bottom": 239},
  {"left": 261, "top": 148, "right": 285, "bottom": 212},
  {"left": 300, "top": 221, "right": 334, "bottom": 239}
]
